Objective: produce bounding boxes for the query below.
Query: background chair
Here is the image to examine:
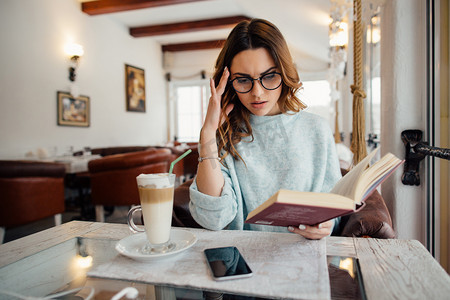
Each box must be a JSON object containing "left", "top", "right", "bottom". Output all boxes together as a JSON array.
[
  {"left": 91, "top": 146, "right": 151, "bottom": 157},
  {"left": 88, "top": 149, "right": 173, "bottom": 222},
  {"left": 0, "top": 160, "right": 66, "bottom": 243}
]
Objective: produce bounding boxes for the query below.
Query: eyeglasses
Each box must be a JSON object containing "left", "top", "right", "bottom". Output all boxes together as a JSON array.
[{"left": 229, "top": 72, "right": 282, "bottom": 94}]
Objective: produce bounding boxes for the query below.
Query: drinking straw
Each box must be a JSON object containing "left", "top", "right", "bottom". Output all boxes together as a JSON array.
[{"left": 169, "top": 149, "right": 192, "bottom": 174}]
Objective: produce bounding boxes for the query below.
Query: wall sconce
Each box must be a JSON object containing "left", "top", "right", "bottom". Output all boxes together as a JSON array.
[
  {"left": 329, "top": 20, "right": 348, "bottom": 47},
  {"left": 64, "top": 43, "right": 84, "bottom": 82},
  {"left": 328, "top": 18, "right": 348, "bottom": 83}
]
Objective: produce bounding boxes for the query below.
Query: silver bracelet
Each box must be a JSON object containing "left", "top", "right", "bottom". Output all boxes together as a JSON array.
[{"left": 198, "top": 156, "right": 222, "bottom": 162}]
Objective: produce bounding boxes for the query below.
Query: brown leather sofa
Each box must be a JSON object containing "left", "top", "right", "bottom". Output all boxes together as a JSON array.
[
  {"left": 0, "top": 160, "right": 66, "bottom": 242},
  {"left": 88, "top": 148, "right": 173, "bottom": 221},
  {"left": 91, "top": 146, "right": 152, "bottom": 157},
  {"left": 172, "top": 171, "right": 396, "bottom": 239},
  {"left": 91, "top": 145, "right": 190, "bottom": 178}
]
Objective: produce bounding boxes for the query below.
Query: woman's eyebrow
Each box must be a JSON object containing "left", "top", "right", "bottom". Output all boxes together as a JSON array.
[{"left": 232, "top": 66, "right": 277, "bottom": 77}]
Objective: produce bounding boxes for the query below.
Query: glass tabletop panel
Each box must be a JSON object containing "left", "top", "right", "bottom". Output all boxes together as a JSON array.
[{"left": 0, "top": 236, "right": 365, "bottom": 300}]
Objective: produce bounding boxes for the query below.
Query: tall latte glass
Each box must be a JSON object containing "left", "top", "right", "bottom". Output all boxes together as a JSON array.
[{"left": 127, "top": 173, "right": 175, "bottom": 254}]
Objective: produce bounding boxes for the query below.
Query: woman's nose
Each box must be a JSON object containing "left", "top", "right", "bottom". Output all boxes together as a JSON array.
[{"left": 251, "top": 80, "right": 264, "bottom": 97}]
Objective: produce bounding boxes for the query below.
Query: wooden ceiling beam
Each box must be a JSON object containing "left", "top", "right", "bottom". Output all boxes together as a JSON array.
[
  {"left": 82, "top": 0, "right": 207, "bottom": 16},
  {"left": 162, "top": 39, "right": 226, "bottom": 52},
  {"left": 130, "top": 15, "right": 251, "bottom": 37}
]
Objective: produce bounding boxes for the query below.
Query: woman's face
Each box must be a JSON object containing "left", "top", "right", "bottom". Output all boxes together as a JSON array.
[{"left": 229, "top": 48, "right": 282, "bottom": 116}]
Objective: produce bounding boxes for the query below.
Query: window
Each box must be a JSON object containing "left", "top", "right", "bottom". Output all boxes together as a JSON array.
[
  {"left": 172, "top": 80, "right": 210, "bottom": 143},
  {"left": 298, "top": 80, "right": 333, "bottom": 125}
]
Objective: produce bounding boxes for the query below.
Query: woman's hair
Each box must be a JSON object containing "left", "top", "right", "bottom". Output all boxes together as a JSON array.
[{"left": 213, "top": 18, "right": 306, "bottom": 162}]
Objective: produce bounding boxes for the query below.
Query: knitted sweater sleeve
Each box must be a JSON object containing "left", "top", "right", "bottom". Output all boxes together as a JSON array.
[{"left": 189, "top": 156, "right": 240, "bottom": 230}]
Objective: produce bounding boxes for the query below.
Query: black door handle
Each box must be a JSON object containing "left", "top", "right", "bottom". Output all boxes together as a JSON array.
[{"left": 401, "top": 130, "right": 450, "bottom": 186}]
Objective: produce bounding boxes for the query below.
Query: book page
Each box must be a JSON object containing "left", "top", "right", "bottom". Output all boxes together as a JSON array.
[
  {"left": 354, "top": 153, "right": 403, "bottom": 201},
  {"left": 330, "top": 148, "right": 379, "bottom": 201}
]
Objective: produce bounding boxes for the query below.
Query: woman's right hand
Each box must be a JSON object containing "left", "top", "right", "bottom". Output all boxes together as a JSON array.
[
  {"left": 202, "top": 67, "right": 234, "bottom": 135},
  {"left": 196, "top": 67, "right": 234, "bottom": 197}
]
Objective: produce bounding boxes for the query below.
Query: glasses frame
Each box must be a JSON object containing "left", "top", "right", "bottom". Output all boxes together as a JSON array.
[{"left": 229, "top": 72, "right": 283, "bottom": 94}]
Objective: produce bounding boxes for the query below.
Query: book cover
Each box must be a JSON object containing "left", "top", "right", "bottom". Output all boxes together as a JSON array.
[{"left": 246, "top": 201, "right": 353, "bottom": 227}]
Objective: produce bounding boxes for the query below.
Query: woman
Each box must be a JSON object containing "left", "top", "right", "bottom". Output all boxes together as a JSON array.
[{"left": 189, "top": 18, "right": 342, "bottom": 240}]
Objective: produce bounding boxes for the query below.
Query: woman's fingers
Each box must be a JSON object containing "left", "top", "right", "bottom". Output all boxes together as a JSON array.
[
  {"left": 216, "top": 67, "right": 229, "bottom": 95},
  {"left": 204, "top": 68, "right": 231, "bottom": 131},
  {"left": 209, "top": 77, "right": 217, "bottom": 98},
  {"left": 210, "top": 67, "right": 229, "bottom": 99},
  {"left": 288, "top": 220, "right": 334, "bottom": 240}
]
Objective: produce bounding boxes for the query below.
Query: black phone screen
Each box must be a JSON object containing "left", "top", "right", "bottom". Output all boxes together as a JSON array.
[{"left": 204, "top": 246, "right": 253, "bottom": 280}]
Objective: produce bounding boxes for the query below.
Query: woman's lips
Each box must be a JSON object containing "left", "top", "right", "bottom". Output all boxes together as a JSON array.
[{"left": 251, "top": 101, "right": 267, "bottom": 108}]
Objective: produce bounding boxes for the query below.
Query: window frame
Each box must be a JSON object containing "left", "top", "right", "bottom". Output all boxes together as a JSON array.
[{"left": 169, "top": 79, "right": 210, "bottom": 143}]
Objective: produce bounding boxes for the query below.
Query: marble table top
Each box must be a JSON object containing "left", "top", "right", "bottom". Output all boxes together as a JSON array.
[{"left": 89, "top": 228, "right": 330, "bottom": 299}]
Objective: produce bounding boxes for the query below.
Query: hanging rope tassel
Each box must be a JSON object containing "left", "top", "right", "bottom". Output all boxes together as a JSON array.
[{"left": 350, "top": 0, "right": 367, "bottom": 165}]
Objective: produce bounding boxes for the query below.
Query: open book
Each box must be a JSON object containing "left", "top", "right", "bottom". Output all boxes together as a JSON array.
[{"left": 245, "top": 149, "right": 404, "bottom": 227}]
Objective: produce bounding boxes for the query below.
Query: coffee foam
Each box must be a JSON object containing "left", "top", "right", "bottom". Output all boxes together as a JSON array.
[{"left": 136, "top": 173, "right": 174, "bottom": 189}]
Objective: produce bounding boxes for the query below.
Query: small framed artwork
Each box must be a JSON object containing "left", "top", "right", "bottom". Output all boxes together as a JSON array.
[
  {"left": 57, "top": 91, "right": 90, "bottom": 127},
  {"left": 125, "top": 64, "right": 146, "bottom": 112}
]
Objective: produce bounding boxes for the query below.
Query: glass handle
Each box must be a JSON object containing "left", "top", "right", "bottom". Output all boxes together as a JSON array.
[{"left": 127, "top": 206, "right": 144, "bottom": 233}]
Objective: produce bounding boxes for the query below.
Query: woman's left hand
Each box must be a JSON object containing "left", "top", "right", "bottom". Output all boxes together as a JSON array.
[{"left": 288, "top": 220, "right": 334, "bottom": 240}]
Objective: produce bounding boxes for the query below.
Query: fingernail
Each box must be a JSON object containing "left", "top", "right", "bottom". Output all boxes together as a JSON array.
[
  {"left": 288, "top": 226, "right": 294, "bottom": 232},
  {"left": 318, "top": 224, "right": 323, "bottom": 229},
  {"left": 299, "top": 224, "right": 306, "bottom": 230}
]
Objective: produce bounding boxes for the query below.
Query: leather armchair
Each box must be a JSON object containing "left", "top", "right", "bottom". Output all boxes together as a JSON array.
[
  {"left": 91, "top": 145, "right": 189, "bottom": 179},
  {"left": 171, "top": 173, "right": 396, "bottom": 238},
  {"left": 336, "top": 189, "right": 395, "bottom": 238},
  {"left": 88, "top": 149, "right": 173, "bottom": 222},
  {"left": 336, "top": 168, "right": 395, "bottom": 238},
  {"left": 91, "top": 146, "right": 152, "bottom": 157},
  {"left": 0, "top": 160, "right": 66, "bottom": 242},
  {"left": 162, "top": 144, "right": 199, "bottom": 180}
]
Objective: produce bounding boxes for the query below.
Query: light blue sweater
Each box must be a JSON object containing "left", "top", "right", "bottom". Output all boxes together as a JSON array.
[{"left": 189, "top": 111, "right": 342, "bottom": 233}]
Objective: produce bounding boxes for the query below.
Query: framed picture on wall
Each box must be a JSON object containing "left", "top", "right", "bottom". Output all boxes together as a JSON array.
[
  {"left": 57, "top": 91, "right": 90, "bottom": 127},
  {"left": 125, "top": 64, "right": 146, "bottom": 112}
]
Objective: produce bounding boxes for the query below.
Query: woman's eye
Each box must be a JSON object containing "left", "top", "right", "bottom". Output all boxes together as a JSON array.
[
  {"left": 236, "top": 77, "right": 251, "bottom": 84},
  {"left": 263, "top": 73, "right": 276, "bottom": 80}
]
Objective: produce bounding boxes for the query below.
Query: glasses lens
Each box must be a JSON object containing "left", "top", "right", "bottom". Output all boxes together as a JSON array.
[
  {"left": 261, "top": 73, "right": 282, "bottom": 90},
  {"left": 232, "top": 77, "right": 253, "bottom": 93}
]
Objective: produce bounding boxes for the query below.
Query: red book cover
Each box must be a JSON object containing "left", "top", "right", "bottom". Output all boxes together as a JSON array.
[{"left": 245, "top": 202, "right": 352, "bottom": 227}]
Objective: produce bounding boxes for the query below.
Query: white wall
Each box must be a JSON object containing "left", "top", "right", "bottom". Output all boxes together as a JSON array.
[
  {"left": 0, "top": 0, "right": 167, "bottom": 158},
  {"left": 381, "top": 0, "right": 427, "bottom": 242}
]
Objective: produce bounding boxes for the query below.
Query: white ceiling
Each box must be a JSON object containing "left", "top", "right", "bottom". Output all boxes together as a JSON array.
[{"left": 82, "top": 0, "right": 332, "bottom": 72}]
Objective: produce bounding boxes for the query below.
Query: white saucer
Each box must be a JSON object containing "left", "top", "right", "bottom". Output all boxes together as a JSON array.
[{"left": 115, "top": 229, "right": 197, "bottom": 261}]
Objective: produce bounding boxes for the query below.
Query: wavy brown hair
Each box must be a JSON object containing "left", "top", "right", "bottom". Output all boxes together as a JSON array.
[{"left": 214, "top": 18, "right": 306, "bottom": 162}]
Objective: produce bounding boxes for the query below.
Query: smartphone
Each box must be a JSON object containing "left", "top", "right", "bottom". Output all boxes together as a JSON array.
[{"left": 204, "top": 246, "right": 253, "bottom": 281}]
